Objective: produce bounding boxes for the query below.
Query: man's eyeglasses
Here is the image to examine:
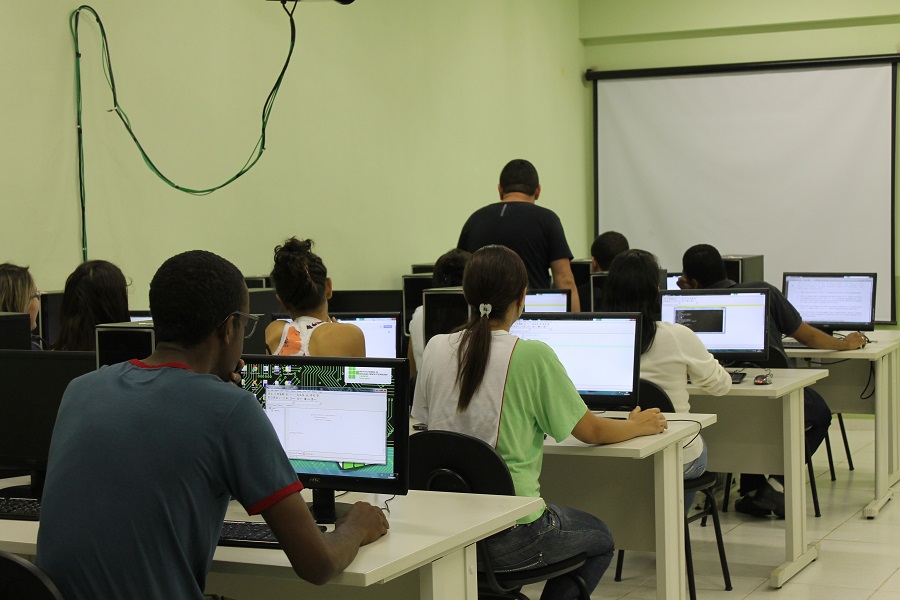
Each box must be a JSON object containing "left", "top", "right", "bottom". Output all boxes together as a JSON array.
[{"left": 218, "top": 312, "right": 260, "bottom": 339}]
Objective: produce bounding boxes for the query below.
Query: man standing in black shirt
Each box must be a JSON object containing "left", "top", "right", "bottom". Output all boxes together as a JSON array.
[{"left": 457, "top": 159, "right": 580, "bottom": 311}]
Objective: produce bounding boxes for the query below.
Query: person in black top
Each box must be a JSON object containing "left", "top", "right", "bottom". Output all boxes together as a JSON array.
[
  {"left": 457, "top": 159, "right": 580, "bottom": 311},
  {"left": 678, "top": 243, "right": 866, "bottom": 518}
]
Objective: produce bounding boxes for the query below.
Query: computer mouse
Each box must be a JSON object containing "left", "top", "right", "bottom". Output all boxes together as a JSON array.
[{"left": 754, "top": 374, "right": 772, "bottom": 385}]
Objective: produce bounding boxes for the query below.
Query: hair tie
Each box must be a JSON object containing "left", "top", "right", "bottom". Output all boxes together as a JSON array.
[{"left": 479, "top": 303, "right": 492, "bottom": 318}]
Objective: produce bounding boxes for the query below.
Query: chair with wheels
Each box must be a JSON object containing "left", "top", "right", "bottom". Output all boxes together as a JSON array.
[
  {"left": 614, "top": 379, "right": 732, "bottom": 600},
  {"left": 0, "top": 550, "right": 66, "bottom": 600},
  {"left": 409, "top": 429, "right": 590, "bottom": 600}
]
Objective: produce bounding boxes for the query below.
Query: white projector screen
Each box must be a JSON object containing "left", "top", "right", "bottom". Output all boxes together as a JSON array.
[{"left": 593, "top": 61, "right": 896, "bottom": 323}]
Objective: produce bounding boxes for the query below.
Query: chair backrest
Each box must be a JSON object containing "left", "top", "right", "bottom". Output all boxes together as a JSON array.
[
  {"left": 638, "top": 379, "right": 676, "bottom": 412},
  {"left": 0, "top": 550, "right": 66, "bottom": 600},
  {"left": 409, "top": 430, "right": 515, "bottom": 496}
]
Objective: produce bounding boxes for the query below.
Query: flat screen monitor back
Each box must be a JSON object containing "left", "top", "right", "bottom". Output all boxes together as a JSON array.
[
  {"left": 329, "top": 290, "right": 402, "bottom": 314},
  {"left": 0, "top": 313, "right": 32, "bottom": 350},
  {"left": 422, "top": 289, "right": 470, "bottom": 345},
  {"left": 0, "top": 350, "right": 96, "bottom": 498},
  {"left": 38, "top": 291, "right": 65, "bottom": 348},
  {"left": 402, "top": 274, "right": 433, "bottom": 336},
  {"left": 96, "top": 323, "right": 156, "bottom": 368}
]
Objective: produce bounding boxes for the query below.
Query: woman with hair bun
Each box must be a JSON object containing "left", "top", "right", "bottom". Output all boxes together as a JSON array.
[
  {"left": 53, "top": 260, "right": 130, "bottom": 352},
  {"left": 265, "top": 237, "right": 365, "bottom": 357},
  {"left": 411, "top": 245, "right": 666, "bottom": 597}
]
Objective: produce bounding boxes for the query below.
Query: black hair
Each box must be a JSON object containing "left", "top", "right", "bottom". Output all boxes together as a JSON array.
[
  {"left": 270, "top": 238, "right": 328, "bottom": 313},
  {"left": 600, "top": 249, "right": 661, "bottom": 354},
  {"left": 682, "top": 244, "right": 727, "bottom": 288},
  {"left": 53, "top": 260, "right": 130, "bottom": 351},
  {"left": 498, "top": 159, "right": 539, "bottom": 197},
  {"left": 456, "top": 245, "right": 528, "bottom": 411},
  {"left": 432, "top": 248, "right": 472, "bottom": 288},
  {"left": 591, "top": 231, "right": 630, "bottom": 271},
  {"left": 149, "top": 250, "right": 245, "bottom": 348}
]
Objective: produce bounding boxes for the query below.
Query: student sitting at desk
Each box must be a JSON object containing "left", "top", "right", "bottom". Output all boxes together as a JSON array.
[
  {"left": 0, "top": 262, "right": 42, "bottom": 349},
  {"left": 577, "top": 230, "right": 629, "bottom": 312},
  {"left": 600, "top": 249, "right": 731, "bottom": 508},
  {"left": 412, "top": 244, "right": 666, "bottom": 599},
  {"left": 36, "top": 250, "right": 388, "bottom": 600},
  {"left": 678, "top": 243, "right": 866, "bottom": 518},
  {"left": 408, "top": 247, "right": 471, "bottom": 377},
  {"left": 52, "top": 260, "right": 130, "bottom": 351},
  {"left": 265, "top": 237, "right": 365, "bottom": 357}
]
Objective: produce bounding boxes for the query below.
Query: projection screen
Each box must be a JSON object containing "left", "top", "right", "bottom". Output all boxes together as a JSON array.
[{"left": 592, "top": 59, "right": 896, "bottom": 323}]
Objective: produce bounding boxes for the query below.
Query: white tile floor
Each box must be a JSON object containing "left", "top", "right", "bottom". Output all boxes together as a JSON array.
[{"left": 522, "top": 418, "right": 900, "bottom": 599}]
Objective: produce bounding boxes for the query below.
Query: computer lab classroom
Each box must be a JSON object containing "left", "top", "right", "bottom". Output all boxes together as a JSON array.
[{"left": 3, "top": 2, "right": 900, "bottom": 599}]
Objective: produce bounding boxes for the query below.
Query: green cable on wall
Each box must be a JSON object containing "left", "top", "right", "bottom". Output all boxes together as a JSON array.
[{"left": 70, "top": 2, "right": 299, "bottom": 261}]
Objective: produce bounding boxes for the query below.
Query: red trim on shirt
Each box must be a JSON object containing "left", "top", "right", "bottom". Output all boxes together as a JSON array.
[
  {"left": 128, "top": 359, "right": 194, "bottom": 371},
  {"left": 246, "top": 480, "right": 305, "bottom": 515}
]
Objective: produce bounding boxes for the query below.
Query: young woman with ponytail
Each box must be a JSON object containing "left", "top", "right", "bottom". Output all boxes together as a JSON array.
[
  {"left": 411, "top": 245, "right": 666, "bottom": 598},
  {"left": 264, "top": 238, "right": 365, "bottom": 357}
]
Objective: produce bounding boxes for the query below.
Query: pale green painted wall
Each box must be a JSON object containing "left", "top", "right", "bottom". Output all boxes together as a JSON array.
[
  {"left": 1, "top": 1, "right": 589, "bottom": 309},
  {"left": 579, "top": 0, "right": 900, "bottom": 326}
]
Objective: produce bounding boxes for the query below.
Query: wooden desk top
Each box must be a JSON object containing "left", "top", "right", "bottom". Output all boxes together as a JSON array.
[
  {"left": 784, "top": 330, "right": 900, "bottom": 360},
  {"left": 688, "top": 368, "right": 827, "bottom": 397}
]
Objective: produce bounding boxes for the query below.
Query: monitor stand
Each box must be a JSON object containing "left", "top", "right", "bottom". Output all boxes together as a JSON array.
[{"left": 307, "top": 488, "right": 353, "bottom": 524}]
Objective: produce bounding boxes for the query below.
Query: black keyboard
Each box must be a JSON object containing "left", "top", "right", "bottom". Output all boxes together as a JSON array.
[
  {"left": 782, "top": 340, "right": 809, "bottom": 349},
  {"left": 0, "top": 497, "right": 41, "bottom": 521},
  {"left": 218, "top": 520, "right": 280, "bottom": 549},
  {"left": 730, "top": 372, "right": 746, "bottom": 384}
]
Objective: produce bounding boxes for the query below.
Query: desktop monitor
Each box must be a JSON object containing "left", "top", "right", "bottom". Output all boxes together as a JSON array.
[
  {"left": 782, "top": 273, "right": 877, "bottom": 334},
  {"left": 329, "top": 290, "right": 403, "bottom": 314},
  {"left": 0, "top": 350, "right": 96, "bottom": 498},
  {"left": 37, "top": 291, "right": 65, "bottom": 348},
  {"left": 402, "top": 274, "right": 433, "bottom": 336},
  {"left": 244, "top": 276, "right": 271, "bottom": 289},
  {"left": 589, "top": 273, "right": 608, "bottom": 312},
  {"left": 0, "top": 313, "right": 31, "bottom": 350},
  {"left": 410, "top": 263, "right": 434, "bottom": 274},
  {"left": 129, "top": 310, "right": 152, "bottom": 322},
  {"left": 422, "top": 288, "right": 471, "bottom": 345},
  {"left": 524, "top": 289, "right": 571, "bottom": 313},
  {"left": 571, "top": 259, "right": 592, "bottom": 289},
  {"left": 272, "top": 312, "right": 402, "bottom": 359},
  {"left": 240, "top": 354, "right": 409, "bottom": 523},
  {"left": 665, "top": 272, "right": 682, "bottom": 291},
  {"left": 509, "top": 312, "right": 642, "bottom": 411},
  {"left": 660, "top": 289, "right": 770, "bottom": 363},
  {"left": 248, "top": 288, "right": 283, "bottom": 317},
  {"left": 96, "top": 321, "right": 156, "bottom": 368}
]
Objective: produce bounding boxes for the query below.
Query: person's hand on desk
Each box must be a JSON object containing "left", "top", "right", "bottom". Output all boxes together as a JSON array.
[
  {"left": 629, "top": 406, "right": 668, "bottom": 435},
  {"left": 337, "top": 501, "right": 390, "bottom": 546},
  {"left": 842, "top": 331, "right": 868, "bottom": 350}
]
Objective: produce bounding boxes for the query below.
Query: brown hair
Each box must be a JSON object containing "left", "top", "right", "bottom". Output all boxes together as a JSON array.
[{"left": 0, "top": 263, "right": 36, "bottom": 314}]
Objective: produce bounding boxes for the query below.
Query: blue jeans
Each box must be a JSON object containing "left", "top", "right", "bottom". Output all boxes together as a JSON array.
[
  {"left": 482, "top": 503, "right": 614, "bottom": 600},
  {"left": 683, "top": 442, "right": 708, "bottom": 513}
]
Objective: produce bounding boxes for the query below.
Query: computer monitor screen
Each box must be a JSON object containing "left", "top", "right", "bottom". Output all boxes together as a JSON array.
[
  {"left": 402, "top": 274, "right": 433, "bottom": 336},
  {"left": 589, "top": 273, "right": 608, "bottom": 312},
  {"left": 509, "top": 313, "right": 641, "bottom": 411},
  {"left": 571, "top": 259, "right": 592, "bottom": 288},
  {"left": 329, "top": 290, "right": 403, "bottom": 314},
  {"left": 524, "top": 289, "right": 571, "bottom": 313},
  {"left": 331, "top": 312, "right": 402, "bottom": 359},
  {"left": 38, "top": 291, "right": 64, "bottom": 348},
  {"left": 0, "top": 350, "right": 96, "bottom": 498},
  {"left": 240, "top": 355, "right": 409, "bottom": 523},
  {"left": 660, "top": 289, "right": 770, "bottom": 362},
  {"left": 782, "top": 273, "right": 877, "bottom": 334},
  {"left": 665, "top": 273, "right": 682, "bottom": 291},
  {"left": 422, "top": 288, "right": 471, "bottom": 345}
]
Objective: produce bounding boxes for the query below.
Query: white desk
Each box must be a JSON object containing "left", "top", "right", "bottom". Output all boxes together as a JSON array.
[
  {"left": 539, "top": 413, "right": 717, "bottom": 600},
  {"left": 0, "top": 489, "right": 541, "bottom": 600},
  {"left": 688, "top": 367, "right": 828, "bottom": 589},
  {"left": 786, "top": 330, "right": 900, "bottom": 518}
]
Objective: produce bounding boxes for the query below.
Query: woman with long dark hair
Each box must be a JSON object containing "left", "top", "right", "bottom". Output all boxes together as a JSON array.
[
  {"left": 601, "top": 249, "right": 731, "bottom": 503},
  {"left": 412, "top": 245, "right": 666, "bottom": 598},
  {"left": 0, "top": 263, "right": 42, "bottom": 349},
  {"left": 53, "top": 260, "right": 130, "bottom": 351}
]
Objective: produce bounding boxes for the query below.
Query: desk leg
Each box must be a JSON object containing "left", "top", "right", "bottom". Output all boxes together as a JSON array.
[
  {"left": 865, "top": 352, "right": 899, "bottom": 518},
  {"left": 770, "top": 388, "right": 820, "bottom": 588},
  {"left": 419, "top": 543, "right": 477, "bottom": 600},
  {"left": 654, "top": 443, "right": 686, "bottom": 600}
]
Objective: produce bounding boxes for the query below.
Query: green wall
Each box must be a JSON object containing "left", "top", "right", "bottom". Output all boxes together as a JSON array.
[{"left": 1, "top": 1, "right": 589, "bottom": 308}]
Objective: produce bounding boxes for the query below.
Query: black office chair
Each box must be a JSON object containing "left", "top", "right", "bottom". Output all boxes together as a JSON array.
[
  {"left": 409, "top": 430, "right": 590, "bottom": 600},
  {"left": 0, "top": 550, "right": 66, "bottom": 600},
  {"left": 615, "top": 379, "right": 732, "bottom": 600},
  {"left": 722, "top": 352, "right": 828, "bottom": 518}
]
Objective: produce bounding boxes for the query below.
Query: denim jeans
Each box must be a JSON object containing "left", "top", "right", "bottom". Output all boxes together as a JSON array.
[
  {"left": 683, "top": 442, "right": 708, "bottom": 513},
  {"left": 482, "top": 503, "right": 614, "bottom": 600}
]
